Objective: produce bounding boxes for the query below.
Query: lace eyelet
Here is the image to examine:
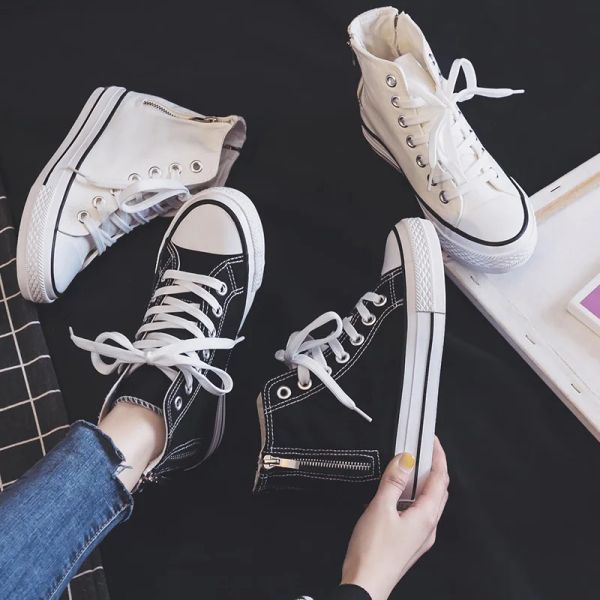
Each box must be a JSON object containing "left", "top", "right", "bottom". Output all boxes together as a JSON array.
[
  {"left": 362, "top": 314, "right": 376, "bottom": 326},
  {"left": 351, "top": 334, "right": 365, "bottom": 346},
  {"left": 386, "top": 75, "right": 397, "bottom": 87},
  {"left": 202, "top": 349, "right": 210, "bottom": 360},
  {"left": 213, "top": 306, "right": 223, "bottom": 317},
  {"left": 77, "top": 210, "right": 89, "bottom": 223},
  {"left": 336, "top": 352, "right": 350, "bottom": 364},
  {"left": 184, "top": 384, "right": 193, "bottom": 394},
  {"left": 190, "top": 160, "right": 203, "bottom": 173},
  {"left": 398, "top": 115, "right": 408, "bottom": 128},
  {"left": 427, "top": 174, "right": 438, "bottom": 187},
  {"left": 439, "top": 191, "right": 450, "bottom": 204},
  {"left": 110, "top": 188, "right": 119, "bottom": 196},
  {"left": 174, "top": 396, "right": 183, "bottom": 410},
  {"left": 297, "top": 379, "right": 312, "bottom": 391},
  {"left": 149, "top": 166, "right": 162, "bottom": 178},
  {"left": 324, "top": 365, "right": 333, "bottom": 375},
  {"left": 373, "top": 294, "right": 387, "bottom": 307},
  {"left": 277, "top": 386, "right": 292, "bottom": 400},
  {"left": 92, "top": 196, "right": 103, "bottom": 209},
  {"left": 218, "top": 283, "right": 228, "bottom": 296},
  {"left": 416, "top": 155, "right": 427, "bottom": 168},
  {"left": 406, "top": 136, "right": 416, "bottom": 149},
  {"left": 391, "top": 96, "right": 401, "bottom": 108},
  {"left": 169, "top": 163, "right": 182, "bottom": 176},
  {"left": 128, "top": 173, "right": 141, "bottom": 183}
]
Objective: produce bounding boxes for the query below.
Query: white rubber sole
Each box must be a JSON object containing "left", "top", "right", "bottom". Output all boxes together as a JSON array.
[
  {"left": 361, "top": 124, "right": 537, "bottom": 274},
  {"left": 17, "top": 86, "right": 127, "bottom": 303},
  {"left": 393, "top": 218, "right": 446, "bottom": 508}
]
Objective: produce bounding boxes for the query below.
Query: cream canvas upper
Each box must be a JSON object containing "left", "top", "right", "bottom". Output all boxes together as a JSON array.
[{"left": 349, "top": 7, "right": 537, "bottom": 272}]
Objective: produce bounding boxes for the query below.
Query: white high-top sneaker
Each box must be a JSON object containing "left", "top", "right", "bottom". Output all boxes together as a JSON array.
[
  {"left": 348, "top": 7, "right": 537, "bottom": 273},
  {"left": 17, "top": 86, "right": 246, "bottom": 303}
]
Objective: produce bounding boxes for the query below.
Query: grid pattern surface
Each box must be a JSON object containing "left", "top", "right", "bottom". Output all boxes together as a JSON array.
[{"left": 0, "top": 189, "right": 109, "bottom": 600}]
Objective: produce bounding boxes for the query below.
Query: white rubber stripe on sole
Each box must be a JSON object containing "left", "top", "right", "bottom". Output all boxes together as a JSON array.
[{"left": 394, "top": 218, "right": 446, "bottom": 505}]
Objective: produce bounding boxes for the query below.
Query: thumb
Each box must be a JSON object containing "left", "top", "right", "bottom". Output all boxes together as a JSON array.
[{"left": 375, "top": 452, "right": 416, "bottom": 508}]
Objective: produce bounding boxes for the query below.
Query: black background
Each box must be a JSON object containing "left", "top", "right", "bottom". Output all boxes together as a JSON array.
[{"left": 1, "top": 1, "right": 600, "bottom": 599}]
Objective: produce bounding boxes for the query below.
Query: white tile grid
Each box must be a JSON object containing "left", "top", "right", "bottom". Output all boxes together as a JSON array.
[{"left": 0, "top": 197, "right": 106, "bottom": 599}]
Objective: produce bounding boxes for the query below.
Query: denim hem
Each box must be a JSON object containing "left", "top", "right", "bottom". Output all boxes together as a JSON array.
[{"left": 71, "top": 420, "right": 134, "bottom": 519}]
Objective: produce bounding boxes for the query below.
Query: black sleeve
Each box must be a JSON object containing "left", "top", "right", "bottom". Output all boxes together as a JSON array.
[{"left": 323, "top": 584, "right": 372, "bottom": 600}]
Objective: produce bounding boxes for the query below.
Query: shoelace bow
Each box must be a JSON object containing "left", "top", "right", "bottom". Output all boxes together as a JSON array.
[
  {"left": 68, "top": 167, "right": 191, "bottom": 254},
  {"left": 275, "top": 291, "right": 387, "bottom": 423},
  {"left": 395, "top": 58, "right": 523, "bottom": 200},
  {"left": 70, "top": 269, "right": 243, "bottom": 395}
]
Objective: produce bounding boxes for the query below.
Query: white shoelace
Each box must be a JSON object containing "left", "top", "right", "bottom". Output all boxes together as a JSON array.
[
  {"left": 68, "top": 167, "right": 191, "bottom": 254},
  {"left": 70, "top": 269, "right": 243, "bottom": 395},
  {"left": 275, "top": 291, "right": 387, "bottom": 422},
  {"left": 395, "top": 58, "right": 523, "bottom": 201}
]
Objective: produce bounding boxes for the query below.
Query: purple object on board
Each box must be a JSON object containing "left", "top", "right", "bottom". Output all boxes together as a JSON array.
[{"left": 581, "top": 283, "right": 600, "bottom": 319}]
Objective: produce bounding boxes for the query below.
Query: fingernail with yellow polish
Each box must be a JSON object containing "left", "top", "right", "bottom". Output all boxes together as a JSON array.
[{"left": 398, "top": 452, "right": 416, "bottom": 473}]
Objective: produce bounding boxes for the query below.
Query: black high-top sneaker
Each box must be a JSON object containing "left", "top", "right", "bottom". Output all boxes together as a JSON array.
[
  {"left": 71, "top": 187, "right": 264, "bottom": 482},
  {"left": 254, "top": 218, "right": 445, "bottom": 507}
]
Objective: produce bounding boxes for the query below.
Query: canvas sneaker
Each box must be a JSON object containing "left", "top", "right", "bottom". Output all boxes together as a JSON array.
[
  {"left": 70, "top": 187, "right": 264, "bottom": 482},
  {"left": 348, "top": 7, "right": 537, "bottom": 273},
  {"left": 254, "top": 218, "right": 445, "bottom": 507},
  {"left": 17, "top": 86, "right": 246, "bottom": 303}
]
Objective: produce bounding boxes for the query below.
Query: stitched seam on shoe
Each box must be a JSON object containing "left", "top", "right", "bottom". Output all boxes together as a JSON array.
[{"left": 115, "top": 396, "right": 163, "bottom": 416}]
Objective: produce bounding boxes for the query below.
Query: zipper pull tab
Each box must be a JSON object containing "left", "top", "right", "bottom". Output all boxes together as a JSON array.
[{"left": 262, "top": 454, "right": 300, "bottom": 470}]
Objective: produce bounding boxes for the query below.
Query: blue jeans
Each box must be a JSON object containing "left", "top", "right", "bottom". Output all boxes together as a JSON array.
[{"left": 0, "top": 421, "right": 133, "bottom": 600}]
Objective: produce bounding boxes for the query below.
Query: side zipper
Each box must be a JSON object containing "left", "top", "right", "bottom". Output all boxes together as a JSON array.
[
  {"left": 262, "top": 454, "right": 370, "bottom": 472},
  {"left": 142, "top": 99, "right": 218, "bottom": 122}
]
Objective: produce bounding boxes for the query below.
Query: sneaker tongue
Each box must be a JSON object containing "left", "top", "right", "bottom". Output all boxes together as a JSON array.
[
  {"left": 393, "top": 53, "right": 436, "bottom": 96},
  {"left": 113, "top": 365, "right": 170, "bottom": 415}
]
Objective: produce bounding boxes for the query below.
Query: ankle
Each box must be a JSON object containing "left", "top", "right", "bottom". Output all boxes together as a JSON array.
[{"left": 99, "top": 402, "right": 165, "bottom": 491}]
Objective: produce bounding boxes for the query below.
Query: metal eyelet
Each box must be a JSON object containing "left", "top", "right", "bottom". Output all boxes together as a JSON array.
[
  {"left": 277, "top": 386, "right": 292, "bottom": 400},
  {"left": 213, "top": 306, "right": 223, "bottom": 317},
  {"left": 149, "top": 166, "right": 161, "bottom": 178},
  {"left": 297, "top": 379, "right": 312, "bottom": 391},
  {"left": 128, "top": 173, "right": 141, "bottom": 183},
  {"left": 92, "top": 196, "right": 103, "bottom": 209},
  {"left": 77, "top": 210, "right": 89, "bottom": 223},
  {"left": 427, "top": 174, "right": 438, "bottom": 187},
  {"left": 406, "top": 136, "right": 416, "bottom": 148},
  {"left": 110, "top": 188, "right": 119, "bottom": 196},
  {"left": 184, "top": 384, "right": 193, "bottom": 394},
  {"left": 202, "top": 349, "right": 210, "bottom": 360},
  {"left": 174, "top": 396, "right": 183, "bottom": 410},
  {"left": 386, "top": 75, "right": 397, "bottom": 87},
  {"left": 169, "top": 163, "right": 182, "bottom": 176},
  {"left": 391, "top": 96, "right": 401, "bottom": 108},
  {"left": 336, "top": 352, "right": 350, "bottom": 364},
  {"left": 398, "top": 115, "right": 408, "bottom": 128},
  {"left": 218, "top": 282, "right": 228, "bottom": 296},
  {"left": 373, "top": 294, "right": 387, "bottom": 307},
  {"left": 362, "top": 314, "right": 376, "bottom": 326},
  {"left": 416, "top": 155, "right": 427, "bottom": 168},
  {"left": 190, "top": 160, "right": 203, "bottom": 173},
  {"left": 324, "top": 366, "right": 333, "bottom": 375},
  {"left": 439, "top": 191, "right": 450, "bottom": 204},
  {"left": 351, "top": 334, "right": 365, "bottom": 346}
]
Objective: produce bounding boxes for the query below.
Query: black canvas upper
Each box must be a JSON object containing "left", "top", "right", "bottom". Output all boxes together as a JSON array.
[
  {"left": 107, "top": 201, "right": 250, "bottom": 479},
  {"left": 255, "top": 264, "right": 406, "bottom": 502}
]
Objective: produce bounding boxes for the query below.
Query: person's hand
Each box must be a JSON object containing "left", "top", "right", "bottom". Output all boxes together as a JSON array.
[{"left": 341, "top": 437, "right": 449, "bottom": 600}]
